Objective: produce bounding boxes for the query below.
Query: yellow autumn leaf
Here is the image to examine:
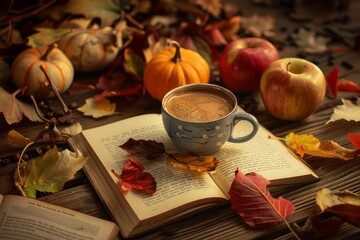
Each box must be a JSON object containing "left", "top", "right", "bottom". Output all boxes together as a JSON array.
[
  {"left": 77, "top": 97, "right": 116, "bottom": 118},
  {"left": 167, "top": 153, "right": 219, "bottom": 172},
  {"left": 284, "top": 132, "right": 359, "bottom": 160},
  {"left": 7, "top": 130, "right": 32, "bottom": 148}
]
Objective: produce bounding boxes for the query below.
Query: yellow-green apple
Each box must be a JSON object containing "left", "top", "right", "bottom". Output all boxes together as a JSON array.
[
  {"left": 219, "top": 37, "right": 279, "bottom": 93},
  {"left": 260, "top": 57, "right": 326, "bottom": 121}
]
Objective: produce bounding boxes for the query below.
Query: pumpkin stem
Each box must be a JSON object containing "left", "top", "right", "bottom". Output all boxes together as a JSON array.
[
  {"left": 169, "top": 40, "right": 182, "bottom": 63},
  {"left": 41, "top": 43, "right": 57, "bottom": 60}
]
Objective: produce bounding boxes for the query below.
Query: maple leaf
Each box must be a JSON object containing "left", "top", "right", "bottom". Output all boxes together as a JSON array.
[
  {"left": 111, "top": 158, "right": 157, "bottom": 196},
  {"left": 77, "top": 97, "right": 116, "bottom": 118},
  {"left": 167, "top": 153, "right": 219, "bottom": 172},
  {"left": 327, "top": 98, "right": 360, "bottom": 124},
  {"left": 229, "top": 169, "right": 296, "bottom": 229},
  {"left": 284, "top": 132, "right": 360, "bottom": 160},
  {"left": 292, "top": 213, "right": 344, "bottom": 239},
  {"left": 0, "top": 87, "right": 42, "bottom": 124},
  {"left": 119, "top": 138, "right": 166, "bottom": 160},
  {"left": 14, "top": 146, "right": 88, "bottom": 198},
  {"left": 196, "top": 0, "right": 222, "bottom": 18},
  {"left": 316, "top": 188, "right": 360, "bottom": 227},
  {"left": 241, "top": 14, "right": 276, "bottom": 38},
  {"left": 348, "top": 133, "right": 360, "bottom": 149},
  {"left": 291, "top": 27, "right": 329, "bottom": 54}
]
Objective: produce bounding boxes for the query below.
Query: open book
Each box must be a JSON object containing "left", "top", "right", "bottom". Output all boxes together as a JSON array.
[
  {"left": 0, "top": 194, "right": 119, "bottom": 240},
  {"left": 69, "top": 113, "right": 318, "bottom": 238}
]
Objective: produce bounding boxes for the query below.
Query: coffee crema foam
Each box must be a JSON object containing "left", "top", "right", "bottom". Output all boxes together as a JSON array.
[{"left": 165, "top": 91, "right": 232, "bottom": 122}]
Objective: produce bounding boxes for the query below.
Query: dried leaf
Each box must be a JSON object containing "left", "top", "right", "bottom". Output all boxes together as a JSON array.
[
  {"left": 7, "top": 130, "right": 32, "bottom": 148},
  {"left": 167, "top": 153, "right": 219, "bottom": 172},
  {"left": 205, "top": 16, "right": 241, "bottom": 43},
  {"left": 27, "top": 28, "right": 73, "bottom": 48},
  {"left": 196, "top": 0, "right": 222, "bottom": 17},
  {"left": 327, "top": 98, "right": 360, "bottom": 124},
  {"left": 123, "top": 48, "right": 146, "bottom": 81},
  {"left": 77, "top": 97, "right": 116, "bottom": 118},
  {"left": 229, "top": 170, "right": 295, "bottom": 229},
  {"left": 284, "top": 132, "right": 359, "bottom": 160},
  {"left": 316, "top": 188, "right": 360, "bottom": 227},
  {"left": 111, "top": 158, "right": 157, "bottom": 195},
  {"left": 94, "top": 84, "right": 143, "bottom": 102},
  {"left": 241, "top": 14, "right": 275, "bottom": 38},
  {"left": 326, "top": 67, "right": 339, "bottom": 98},
  {"left": 337, "top": 79, "right": 360, "bottom": 93},
  {"left": 0, "top": 87, "right": 42, "bottom": 124},
  {"left": 119, "top": 138, "right": 166, "bottom": 160},
  {"left": 291, "top": 28, "right": 329, "bottom": 54},
  {"left": 60, "top": 122, "right": 83, "bottom": 136},
  {"left": 143, "top": 35, "right": 169, "bottom": 63},
  {"left": 348, "top": 133, "right": 360, "bottom": 149},
  {"left": 15, "top": 146, "right": 87, "bottom": 198},
  {"left": 292, "top": 213, "right": 344, "bottom": 239}
]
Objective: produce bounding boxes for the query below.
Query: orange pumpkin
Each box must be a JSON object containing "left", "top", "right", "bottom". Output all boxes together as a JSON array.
[
  {"left": 11, "top": 44, "right": 74, "bottom": 99},
  {"left": 143, "top": 40, "right": 210, "bottom": 101}
]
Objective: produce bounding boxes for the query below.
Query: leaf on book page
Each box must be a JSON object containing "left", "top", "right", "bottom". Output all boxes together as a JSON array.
[
  {"left": 292, "top": 213, "right": 343, "bottom": 239},
  {"left": 119, "top": 138, "right": 166, "bottom": 160},
  {"left": 167, "top": 153, "right": 219, "bottom": 172},
  {"left": 316, "top": 188, "right": 360, "bottom": 227},
  {"left": 327, "top": 98, "right": 360, "bottom": 124},
  {"left": 111, "top": 158, "right": 157, "bottom": 196},
  {"left": 284, "top": 132, "right": 360, "bottom": 160},
  {"left": 348, "top": 133, "right": 360, "bottom": 149},
  {"left": 229, "top": 169, "right": 295, "bottom": 229},
  {"left": 60, "top": 122, "right": 83, "bottom": 136},
  {"left": 7, "top": 130, "right": 32, "bottom": 148},
  {"left": 0, "top": 87, "right": 42, "bottom": 124},
  {"left": 77, "top": 97, "right": 116, "bottom": 118},
  {"left": 15, "top": 146, "right": 88, "bottom": 198}
]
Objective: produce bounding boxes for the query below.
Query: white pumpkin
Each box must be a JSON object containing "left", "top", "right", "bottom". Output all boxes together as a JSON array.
[
  {"left": 11, "top": 45, "right": 74, "bottom": 99},
  {"left": 57, "top": 26, "right": 121, "bottom": 72}
]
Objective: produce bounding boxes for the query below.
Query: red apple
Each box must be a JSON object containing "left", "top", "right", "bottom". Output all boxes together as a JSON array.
[
  {"left": 219, "top": 37, "right": 279, "bottom": 93},
  {"left": 260, "top": 57, "right": 326, "bottom": 121}
]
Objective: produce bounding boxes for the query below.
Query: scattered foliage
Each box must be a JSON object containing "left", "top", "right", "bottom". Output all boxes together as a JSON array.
[
  {"left": 229, "top": 170, "right": 296, "bottom": 233},
  {"left": 327, "top": 98, "right": 360, "bottom": 124},
  {"left": 326, "top": 67, "right": 360, "bottom": 98},
  {"left": 291, "top": 28, "right": 329, "bottom": 54},
  {"left": 77, "top": 97, "right": 117, "bottom": 118},
  {"left": 283, "top": 132, "right": 360, "bottom": 160},
  {"left": 240, "top": 14, "right": 276, "bottom": 38},
  {"left": 15, "top": 146, "right": 87, "bottom": 198},
  {"left": 111, "top": 158, "right": 157, "bottom": 196},
  {"left": 0, "top": 87, "right": 42, "bottom": 124}
]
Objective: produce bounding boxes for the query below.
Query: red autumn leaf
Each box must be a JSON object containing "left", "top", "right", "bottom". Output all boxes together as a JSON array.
[
  {"left": 120, "top": 138, "right": 166, "bottom": 160},
  {"left": 338, "top": 79, "right": 360, "bottom": 93},
  {"left": 292, "top": 213, "right": 344, "bottom": 239},
  {"left": 111, "top": 158, "right": 157, "bottom": 196},
  {"left": 229, "top": 169, "right": 295, "bottom": 229},
  {"left": 326, "top": 67, "right": 339, "bottom": 98},
  {"left": 348, "top": 133, "right": 360, "bottom": 149},
  {"left": 94, "top": 83, "right": 143, "bottom": 102}
]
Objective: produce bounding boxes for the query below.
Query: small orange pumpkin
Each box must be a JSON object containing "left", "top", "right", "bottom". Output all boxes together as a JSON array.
[
  {"left": 11, "top": 44, "right": 74, "bottom": 99},
  {"left": 143, "top": 40, "right": 210, "bottom": 101}
]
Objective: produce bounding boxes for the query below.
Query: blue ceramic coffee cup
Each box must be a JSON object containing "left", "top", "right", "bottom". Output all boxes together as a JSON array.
[{"left": 162, "top": 83, "right": 259, "bottom": 155}]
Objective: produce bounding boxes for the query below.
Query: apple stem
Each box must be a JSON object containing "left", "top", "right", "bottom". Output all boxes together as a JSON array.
[
  {"left": 168, "top": 40, "right": 182, "bottom": 63},
  {"left": 286, "top": 62, "right": 291, "bottom": 72}
]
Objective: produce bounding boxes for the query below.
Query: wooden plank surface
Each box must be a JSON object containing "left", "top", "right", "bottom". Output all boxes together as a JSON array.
[{"left": 1, "top": 0, "right": 360, "bottom": 239}]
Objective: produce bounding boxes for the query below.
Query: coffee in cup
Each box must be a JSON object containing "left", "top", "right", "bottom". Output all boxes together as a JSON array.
[{"left": 162, "top": 83, "right": 259, "bottom": 155}]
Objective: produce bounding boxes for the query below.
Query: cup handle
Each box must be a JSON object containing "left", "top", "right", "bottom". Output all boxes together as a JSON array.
[{"left": 228, "top": 112, "right": 259, "bottom": 143}]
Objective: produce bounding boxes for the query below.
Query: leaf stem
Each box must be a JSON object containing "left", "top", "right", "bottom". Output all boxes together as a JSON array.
[
  {"left": 16, "top": 141, "right": 34, "bottom": 189},
  {"left": 283, "top": 219, "right": 301, "bottom": 240}
]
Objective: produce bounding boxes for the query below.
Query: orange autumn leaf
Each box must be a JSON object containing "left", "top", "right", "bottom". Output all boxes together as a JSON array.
[
  {"left": 111, "top": 158, "right": 157, "bottom": 196},
  {"left": 167, "top": 153, "right": 219, "bottom": 172},
  {"left": 284, "top": 132, "right": 360, "bottom": 160}
]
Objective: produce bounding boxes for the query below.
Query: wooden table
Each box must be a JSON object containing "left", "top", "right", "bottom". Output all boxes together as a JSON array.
[{"left": 1, "top": 1, "right": 360, "bottom": 239}]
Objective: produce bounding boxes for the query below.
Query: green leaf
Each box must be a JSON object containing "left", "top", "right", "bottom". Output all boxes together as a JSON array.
[
  {"left": 27, "top": 28, "right": 73, "bottom": 48},
  {"left": 15, "top": 146, "right": 87, "bottom": 198}
]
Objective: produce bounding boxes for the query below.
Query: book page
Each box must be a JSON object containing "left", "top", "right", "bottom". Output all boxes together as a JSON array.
[
  {"left": 210, "top": 119, "right": 318, "bottom": 196},
  {"left": 0, "top": 195, "right": 118, "bottom": 240},
  {"left": 81, "top": 114, "right": 227, "bottom": 221}
]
